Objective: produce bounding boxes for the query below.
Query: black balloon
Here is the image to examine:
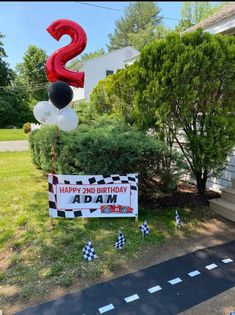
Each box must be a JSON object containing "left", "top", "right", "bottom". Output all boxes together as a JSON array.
[{"left": 48, "top": 81, "right": 74, "bottom": 109}]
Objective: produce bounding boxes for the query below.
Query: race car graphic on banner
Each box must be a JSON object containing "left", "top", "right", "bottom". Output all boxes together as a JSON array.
[{"left": 48, "top": 173, "right": 138, "bottom": 218}]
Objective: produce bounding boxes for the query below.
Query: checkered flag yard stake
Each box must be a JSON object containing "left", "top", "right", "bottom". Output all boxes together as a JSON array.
[
  {"left": 114, "top": 230, "right": 126, "bottom": 250},
  {"left": 175, "top": 210, "right": 181, "bottom": 229},
  {"left": 83, "top": 241, "right": 97, "bottom": 261},
  {"left": 140, "top": 220, "right": 150, "bottom": 240}
]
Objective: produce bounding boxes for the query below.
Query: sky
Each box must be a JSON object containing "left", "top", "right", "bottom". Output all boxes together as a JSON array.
[{"left": 0, "top": 1, "right": 183, "bottom": 69}]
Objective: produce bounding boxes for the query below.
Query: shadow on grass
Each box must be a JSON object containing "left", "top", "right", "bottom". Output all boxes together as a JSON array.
[
  {"left": 13, "top": 240, "right": 235, "bottom": 315},
  {"left": 2, "top": 184, "right": 233, "bottom": 312}
]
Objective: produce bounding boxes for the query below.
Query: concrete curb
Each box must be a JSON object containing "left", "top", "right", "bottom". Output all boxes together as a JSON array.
[{"left": 0, "top": 140, "right": 29, "bottom": 152}]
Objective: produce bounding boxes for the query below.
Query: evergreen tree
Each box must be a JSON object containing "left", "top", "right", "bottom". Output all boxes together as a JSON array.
[
  {"left": 132, "top": 30, "right": 235, "bottom": 194},
  {"left": 107, "top": 2, "right": 162, "bottom": 51},
  {"left": 0, "top": 32, "right": 13, "bottom": 86},
  {"left": 15, "top": 45, "right": 48, "bottom": 102},
  {"left": 0, "top": 33, "right": 33, "bottom": 127}
]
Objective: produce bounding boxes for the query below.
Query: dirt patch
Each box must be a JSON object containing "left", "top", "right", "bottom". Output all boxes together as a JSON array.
[{"left": 141, "top": 181, "right": 221, "bottom": 209}]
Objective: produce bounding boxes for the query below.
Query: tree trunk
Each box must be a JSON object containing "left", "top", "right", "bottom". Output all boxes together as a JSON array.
[{"left": 196, "top": 172, "right": 207, "bottom": 195}]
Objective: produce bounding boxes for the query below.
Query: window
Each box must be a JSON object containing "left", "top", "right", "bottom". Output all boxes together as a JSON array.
[{"left": 106, "top": 70, "right": 114, "bottom": 77}]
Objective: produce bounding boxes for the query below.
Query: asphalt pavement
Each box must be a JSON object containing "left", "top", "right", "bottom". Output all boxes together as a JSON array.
[{"left": 15, "top": 240, "right": 235, "bottom": 315}]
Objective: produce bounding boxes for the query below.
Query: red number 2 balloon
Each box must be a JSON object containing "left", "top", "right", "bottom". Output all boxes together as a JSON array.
[{"left": 46, "top": 19, "right": 87, "bottom": 88}]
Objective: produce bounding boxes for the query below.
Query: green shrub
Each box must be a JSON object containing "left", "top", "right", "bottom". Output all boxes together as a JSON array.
[
  {"left": 29, "top": 127, "right": 55, "bottom": 171},
  {"left": 29, "top": 118, "right": 166, "bottom": 182}
]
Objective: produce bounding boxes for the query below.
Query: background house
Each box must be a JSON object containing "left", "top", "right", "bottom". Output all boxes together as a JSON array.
[
  {"left": 184, "top": 2, "right": 235, "bottom": 35},
  {"left": 71, "top": 3, "right": 235, "bottom": 193},
  {"left": 71, "top": 46, "right": 139, "bottom": 103},
  {"left": 183, "top": 2, "right": 235, "bottom": 192}
]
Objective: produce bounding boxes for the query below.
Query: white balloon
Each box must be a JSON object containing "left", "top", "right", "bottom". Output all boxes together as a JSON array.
[
  {"left": 33, "top": 101, "right": 59, "bottom": 125},
  {"left": 57, "top": 106, "right": 79, "bottom": 132}
]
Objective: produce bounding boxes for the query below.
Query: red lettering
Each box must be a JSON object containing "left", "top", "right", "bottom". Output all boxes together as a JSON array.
[
  {"left": 60, "top": 187, "right": 65, "bottom": 193},
  {"left": 98, "top": 187, "right": 107, "bottom": 193}
]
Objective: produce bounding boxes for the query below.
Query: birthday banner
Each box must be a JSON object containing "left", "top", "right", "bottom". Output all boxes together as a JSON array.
[{"left": 48, "top": 174, "right": 138, "bottom": 218}]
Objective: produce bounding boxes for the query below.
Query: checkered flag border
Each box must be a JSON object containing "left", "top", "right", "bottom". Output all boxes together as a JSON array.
[
  {"left": 140, "top": 220, "right": 150, "bottom": 235},
  {"left": 48, "top": 173, "right": 138, "bottom": 218},
  {"left": 83, "top": 241, "right": 97, "bottom": 261},
  {"left": 114, "top": 230, "right": 126, "bottom": 249}
]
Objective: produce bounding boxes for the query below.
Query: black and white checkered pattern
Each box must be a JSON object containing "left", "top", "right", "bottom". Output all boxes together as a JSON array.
[
  {"left": 83, "top": 241, "right": 97, "bottom": 261},
  {"left": 140, "top": 220, "right": 150, "bottom": 235},
  {"left": 87, "top": 174, "right": 138, "bottom": 191},
  {"left": 48, "top": 173, "right": 138, "bottom": 218},
  {"left": 114, "top": 230, "right": 126, "bottom": 249},
  {"left": 175, "top": 210, "right": 181, "bottom": 228}
]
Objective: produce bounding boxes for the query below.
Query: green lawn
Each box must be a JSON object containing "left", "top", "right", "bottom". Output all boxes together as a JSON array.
[
  {"left": 0, "top": 151, "right": 208, "bottom": 311},
  {"left": 0, "top": 129, "right": 28, "bottom": 141}
]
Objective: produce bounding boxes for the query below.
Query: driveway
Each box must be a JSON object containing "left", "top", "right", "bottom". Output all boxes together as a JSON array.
[
  {"left": 2, "top": 213, "right": 235, "bottom": 315},
  {"left": 0, "top": 140, "right": 29, "bottom": 152},
  {"left": 14, "top": 240, "right": 235, "bottom": 315}
]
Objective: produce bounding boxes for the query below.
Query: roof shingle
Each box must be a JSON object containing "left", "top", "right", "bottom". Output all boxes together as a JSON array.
[{"left": 184, "top": 2, "right": 235, "bottom": 33}]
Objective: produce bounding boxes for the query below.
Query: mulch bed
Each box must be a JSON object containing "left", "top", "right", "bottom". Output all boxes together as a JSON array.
[{"left": 140, "top": 181, "right": 221, "bottom": 210}]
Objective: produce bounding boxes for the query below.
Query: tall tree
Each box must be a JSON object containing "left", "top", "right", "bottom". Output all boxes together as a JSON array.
[
  {"left": 0, "top": 33, "right": 33, "bottom": 127},
  {"left": 131, "top": 29, "right": 235, "bottom": 194},
  {"left": 176, "top": 2, "right": 229, "bottom": 32},
  {"left": 15, "top": 45, "right": 48, "bottom": 102},
  {"left": 0, "top": 85, "right": 34, "bottom": 128},
  {"left": 128, "top": 23, "right": 171, "bottom": 52},
  {"left": 107, "top": 2, "right": 162, "bottom": 51},
  {"left": 0, "top": 32, "right": 13, "bottom": 86}
]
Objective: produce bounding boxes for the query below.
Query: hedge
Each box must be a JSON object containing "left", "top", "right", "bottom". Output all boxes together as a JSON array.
[{"left": 29, "top": 118, "right": 168, "bottom": 184}]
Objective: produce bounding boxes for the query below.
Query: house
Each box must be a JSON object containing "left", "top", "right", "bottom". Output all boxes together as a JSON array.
[
  {"left": 183, "top": 2, "right": 235, "bottom": 194},
  {"left": 183, "top": 2, "right": 235, "bottom": 222},
  {"left": 184, "top": 2, "right": 235, "bottom": 35},
  {"left": 71, "top": 46, "right": 140, "bottom": 103}
]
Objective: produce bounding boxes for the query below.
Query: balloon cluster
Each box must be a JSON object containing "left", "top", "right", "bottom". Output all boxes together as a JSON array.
[
  {"left": 33, "top": 81, "right": 78, "bottom": 132},
  {"left": 33, "top": 19, "right": 87, "bottom": 132}
]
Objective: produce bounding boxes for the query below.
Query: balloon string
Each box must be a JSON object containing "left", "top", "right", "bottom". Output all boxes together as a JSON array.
[
  {"left": 50, "top": 126, "right": 58, "bottom": 225},
  {"left": 51, "top": 126, "right": 59, "bottom": 176}
]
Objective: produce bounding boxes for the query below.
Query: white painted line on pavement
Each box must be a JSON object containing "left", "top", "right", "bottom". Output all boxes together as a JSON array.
[
  {"left": 98, "top": 303, "right": 115, "bottom": 314},
  {"left": 205, "top": 263, "right": 217, "bottom": 270},
  {"left": 148, "top": 285, "right": 162, "bottom": 293},
  {"left": 188, "top": 270, "right": 201, "bottom": 277},
  {"left": 168, "top": 277, "right": 182, "bottom": 285},
  {"left": 222, "top": 258, "right": 233, "bottom": 264},
  {"left": 124, "top": 294, "right": 139, "bottom": 303}
]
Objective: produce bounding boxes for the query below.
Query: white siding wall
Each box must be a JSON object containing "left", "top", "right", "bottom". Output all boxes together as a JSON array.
[
  {"left": 71, "top": 86, "right": 85, "bottom": 102},
  {"left": 173, "top": 129, "right": 235, "bottom": 192},
  {"left": 204, "top": 21, "right": 235, "bottom": 190},
  {"left": 207, "top": 147, "right": 235, "bottom": 192},
  {"left": 72, "top": 47, "right": 139, "bottom": 103}
]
